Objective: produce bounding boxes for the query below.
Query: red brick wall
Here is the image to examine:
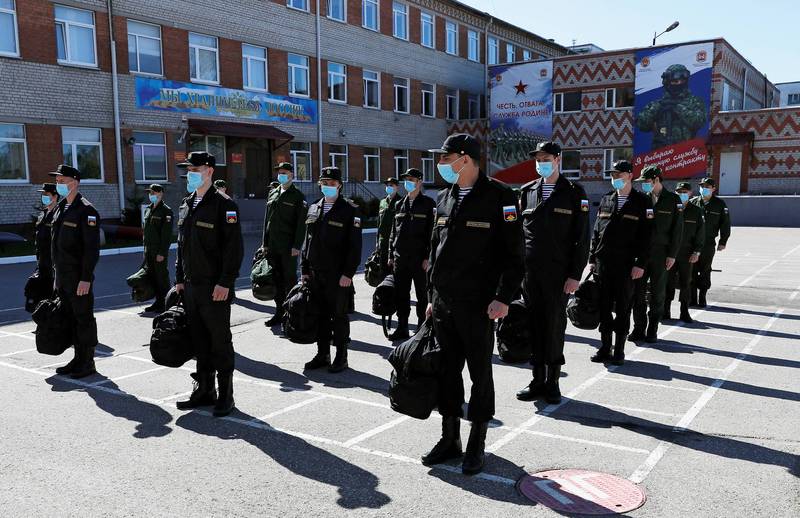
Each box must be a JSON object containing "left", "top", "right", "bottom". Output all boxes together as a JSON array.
[
  {"left": 16, "top": 0, "right": 55, "bottom": 64},
  {"left": 410, "top": 79, "right": 422, "bottom": 116},
  {"left": 320, "top": 59, "right": 329, "bottom": 100},
  {"left": 163, "top": 26, "right": 189, "bottom": 82},
  {"left": 381, "top": 72, "right": 394, "bottom": 111},
  {"left": 435, "top": 16, "right": 445, "bottom": 51},
  {"left": 436, "top": 84, "right": 447, "bottom": 119},
  {"left": 380, "top": 1, "right": 393, "bottom": 37},
  {"left": 381, "top": 148, "right": 395, "bottom": 180},
  {"left": 101, "top": 128, "right": 118, "bottom": 184},
  {"left": 348, "top": 145, "right": 364, "bottom": 182},
  {"left": 112, "top": 16, "right": 129, "bottom": 73},
  {"left": 347, "top": 0, "right": 361, "bottom": 26},
  {"left": 498, "top": 40, "right": 507, "bottom": 64},
  {"left": 268, "top": 48, "right": 288, "bottom": 95},
  {"left": 408, "top": 149, "right": 422, "bottom": 170},
  {"left": 26, "top": 125, "right": 62, "bottom": 185},
  {"left": 94, "top": 10, "right": 112, "bottom": 73},
  {"left": 409, "top": 6, "right": 421, "bottom": 44},
  {"left": 459, "top": 25, "right": 468, "bottom": 60},
  {"left": 348, "top": 65, "right": 363, "bottom": 107},
  {"left": 219, "top": 38, "right": 243, "bottom": 89}
]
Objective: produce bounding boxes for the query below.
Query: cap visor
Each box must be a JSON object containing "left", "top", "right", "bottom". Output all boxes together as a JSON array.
[
  {"left": 427, "top": 147, "right": 448, "bottom": 154},
  {"left": 176, "top": 162, "right": 192, "bottom": 168}
]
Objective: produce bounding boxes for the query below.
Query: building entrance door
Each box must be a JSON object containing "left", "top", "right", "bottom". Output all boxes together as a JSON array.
[
  {"left": 245, "top": 147, "right": 271, "bottom": 198},
  {"left": 719, "top": 151, "right": 742, "bottom": 195}
]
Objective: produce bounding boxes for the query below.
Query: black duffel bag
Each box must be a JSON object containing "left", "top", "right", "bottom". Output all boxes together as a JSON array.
[
  {"left": 567, "top": 272, "right": 600, "bottom": 330},
  {"left": 251, "top": 255, "right": 276, "bottom": 301},
  {"left": 372, "top": 274, "right": 396, "bottom": 338},
  {"left": 127, "top": 267, "right": 155, "bottom": 302},
  {"left": 364, "top": 250, "right": 387, "bottom": 288},
  {"left": 282, "top": 281, "right": 319, "bottom": 344},
  {"left": 387, "top": 320, "right": 441, "bottom": 419},
  {"left": 24, "top": 271, "right": 52, "bottom": 313},
  {"left": 496, "top": 297, "right": 533, "bottom": 364},
  {"left": 32, "top": 297, "right": 72, "bottom": 355},
  {"left": 149, "top": 295, "right": 192, "bottom": 367}
]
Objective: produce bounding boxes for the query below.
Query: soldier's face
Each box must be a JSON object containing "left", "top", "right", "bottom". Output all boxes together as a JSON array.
[{"left": 319, "top": 179, "right": 340, "bottom": 188}]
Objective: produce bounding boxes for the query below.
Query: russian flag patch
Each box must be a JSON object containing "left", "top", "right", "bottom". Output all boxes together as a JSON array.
[
  {"left": 87, "top": 215, "right": 97, "bottom": 226},
  {"left": 226, "top": 211, "right": 238, "bottom": 224},
  {"left": 581, "top": 199, "right": 589, "bottom": 212},
  {"left": 503, "top": 205, "right": 518, "bottom": 222},
  {"left": 646, "top": 208, "right": 654, "bottom": 219}
]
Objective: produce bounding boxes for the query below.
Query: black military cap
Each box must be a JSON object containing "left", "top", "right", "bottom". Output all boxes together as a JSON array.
[
  {"left": 529, "top": 141, "right": 561, "bottom": 158},
  {"left": 634, "top": 165, "right": 663, "bottom": 181},
  {"left": 699, "top": 177, "right": 716, "bottom": 187},
  {"left": 429, "top": 133, "right": 481, "bottom": 160},
  {"left": 145, "top": 184, "right": 164, "bottom": 193},
  {"left": 177, "top": 151, "right": 216, "bottom": 168},
  {"left": 400, "top": 168, "right": 423, "bottom": 180},
  {"left": 274, "top": 162, "right": 293, "bottom": 172},
  {"left": 676, "top": 182, "right": 692, "bottom": 191},
  {"left": 48, "top": 164, "right": 81, "bottom": 180},
  {"left": 611, "top": 160, "right": 633, "bottom": 173},
  {"left": 319, "top": 166, "right": 342, "bottom": 182},
  {"left": 382, "top": 176, "right": 399, "bottom": 185},
  {"left": 213, "top": 179, "right": 227, "bottom": 189},
  {"left": 37, "top": 183, "right": 58, "bottom": 193}
]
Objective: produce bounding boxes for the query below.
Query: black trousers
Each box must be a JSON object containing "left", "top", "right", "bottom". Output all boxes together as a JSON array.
[
  {"left": 393, "top": 259, "right": 427, "bottom": 325},
  {"left": 693, "top": 246, "right": 716, "bottom": 291},
  {"left": 666, "top": 253, "right": 694, "bottom": 306},
  {"left": 632, "top": 246, "right": 669, "bottom": 329},
  {"left": 57, "top": 275, "right": 97, "bottom": 353},
  {"left": 432, "top": 290, "right": 494, "bottom": 423},
  {"left": 267, "top": 250, "right": 298, "bottom": 315},
  {"left": 523, "top": 269, "right": 569, "bottom": 365},
  {"left": 312, "top": 271, "right": 351, "bottom": 348},
  {"left": 596, "top": 259, "right": 635, "bottom": 337},
  {"left": 145, "top": 254, "right": 171, "bottom": 303},
  {"left": 184, "top": 282, "right": 234, "bottom": 375}
]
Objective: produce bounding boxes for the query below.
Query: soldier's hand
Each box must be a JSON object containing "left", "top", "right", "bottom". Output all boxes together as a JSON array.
[
  {"left": 291, "top": 248, "right": 300, "bottom": 257},
  {"left": 339, "top": 276, "right": 352, "bottom": 288},
  {"left": 422, "top": 259, "right": 429, "bottom": 271},
  {"left": 156, "top": 255, "right": 165, "bottom": 263},
  {"left": 717, "top": 244, "right": 726, "bottom": 252},
  {"left": 665, "top": 257, "right": 676, "bottom": 270},
  {"left": 487, "top": 300, "right": 509, "bottom": 320},
  {"left": 425, "top": 303, "right": 433, "bottom": 319},
  {"left": 689, "top": 253, "right": 700, "bottom": 264},
  {"left": 563, "top": 278, "right": 580, "bottom": 294},
  {"left": 631, "top": 267, "right": 645, "bottom": 280},
  {"left": 175, "top": 283, "right": 184, "bottom": 293},
  {"left": 76, "top": 281, "right": 91, "bottom": 296},
  {"left": 212, "top": 285, "right": 229, "bottom": 302}
]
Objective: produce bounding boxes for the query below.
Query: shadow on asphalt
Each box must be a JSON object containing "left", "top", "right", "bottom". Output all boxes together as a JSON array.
[{"left": 427, "top": 454, "right": 532, "bottom": 506}]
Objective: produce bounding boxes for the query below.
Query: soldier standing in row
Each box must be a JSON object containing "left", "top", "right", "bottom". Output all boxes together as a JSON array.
[
  {"left": 691, "top": 177, "right": 731, "bottom": 307},
  {"left": 376, "top": 177, "right": 401, "bottom": 271},
  {"left": 33, "top": 183, "right": 59, "bottom": 297},
  {"left": 664, "top": 182, "right": 705, "bottom": 322},
  {"left": 142, "top": 184, "right": 173, "bottom": 314}
]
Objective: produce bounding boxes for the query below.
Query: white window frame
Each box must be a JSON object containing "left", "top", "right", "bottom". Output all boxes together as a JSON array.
[
  {"left": 788, "top": 93, "right": 800, "bottom": 106},
  {"left": 0, "top": 0, "right": 20, "bottom": 58},
  {"left": 603, "top": 148, "right": 632, "bottom": 179},
  {"left": 127, "top": 20, "right": 163, "bottom": 77},
  {"left": 393, "top": 149, "right": 408, "bottom": 178},
  {"left": 506, "top": 43, "right": 515, "bottom": 63},
  {"left": 189, "top": 32, "right": 219, "bottom": 85},
  {"left": 362, "top": 0, "right": 379, "bottom": 31},
  {"left": 445, "top": 21, "right": 458, "bottom": 56},
  {"left": 132, "top": 131, "right": 167, "bottom": 183},
  {"left": 420, "top": 11, "right": 434, "bottom": 49},
  {"left": 290, "top": 142, "right": 312, "bottom": 182},
  {"left": 62, "top": 127, "right": 104, "bottom": 183},
  {"left": 561, "top": 149, "right": 581, "bottom": 180},
  {"left": 190, "top": 134, "right": 227, "bottom": 166},
  {"left": 446, "top": 89, "right": 459, "bottom": 120},
  {"left": 55, "top": 5, "right": 97, "bottom": 67},
  {"left": 327, "top": 62, "right": 347, "bottom": 104},
  {"left": 327, "top": 0, "right": 346, "bottom": 22},
  {"left": 522, "top": 49, "right": 532, "bottom": 61},
  {"left": 288, "top": 53, "right": 310, "bottom": 98},
  {"left": 329, "top": 144, "right": 349, "bottom": 182},
  {"left": 393, "top": 76, "right": 410, "bottom": 114},
  {"left": 0, "top": 123, "right": 29, "bottom": 183},
  {"left": 488, "top": 36, "right": 499, "bottom": 65},
  {"left": 467, "top": 29, "right": 479, "bottom": 62},
  {"left": 392, "top": 1, "right": 408, "bottom": 41},
  {"left": 242, "top": 43, "right": 268, "bottom": 93},
  {"left": 286, "top": 0, "right": 309, "bottom": 12},
  {"left": 468, "top": 94, "right": 480, "bottom": 119},
  {"left": 421, "top": 152, "right": 434, "bottom": 184},
  {"left": 421, "top": 82, "right": 435, "bottom": 118},
  {"left": 605, "top": 86, "right": 634, "bottom": 109},
  {"left": 554, "top": 91, "right": 582, "bottom": 113},
  {"left": 363, "top": 69, "right": 381, "bottom": 109},
  {"left": 364, "top": 147, "right": 381, "bottom": 183}
]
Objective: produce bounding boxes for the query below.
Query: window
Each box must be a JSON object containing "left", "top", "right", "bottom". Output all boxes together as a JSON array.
[
  {"left": 421, "top": 152, "right": 434, "bottom": 183},
  {"left": 242, "top": 44, "right": 268, "bottom": 91},
  {"left": 554, "top": 91, "right": 581, "bottom": 113},
  {"left": 468, "top": 94, "right": 480, "bottom": 119},
  {"left": 62, "top": 127, "right": 102, "bottom": 181},
  {"left": 393, "top": 2, "right": 408, "bottom": 40},
  {"left": 561, "top": 150, "right": 581, "bottom": 180},
  {"left": 287, "top": 0, "right": 308, "bottom": 11},
  {"left": 721, "top": 81, "right": 743, "bottom": 111},
  {"left": 506, "top": 43, "right": 515, "bottom": 63},
  {"left": 364, "top": 147, "right": 380, "bottom": 182},
  {"left": 132, "top": 131, "right": 166, "bottom": 182},
  {"left": 467, "top": 30, "right": 479, "bottom": 62},
  {"left": 603, "top": 148, "right": 632, "bottom": 178},
  {"left": 488, "top": 37, "right": 499, "bottom": 65},
  {"left": 1, "top": 0, "right": 19, "bottom": 57},
  {"left": 788, "top": 93, "right": 800, "bottom": 106},
  {"left": 394, "top": 77, "right": 409, "bottom": 113},
  {"left": 522, "top": 49, "right": 531, "bottom": 61},
  {"left": 446, "top": 88, "right": 459, "bottom": 120},
  {"left": 0, "top": 123, "right": 27, "bottom": 181},
  {"left": 394, "top": 149, "right": 408, "bottom": 177},
  {"left": 420, "top": 11, "right": 434, "bottom": 48},
  {"left": 605, "top": 86, "right": 634, "bottom": 109},
  {"left": 127, "top": 20, "right": 162, "bottom": 76},
  {"left": 55, "top": 5, "right": 96, "bottom": 66},
  {"left": 288, "top": 53, "right": 310, "bottom": 97},
  {"left": 421, "top": 82, "right": 435, "bottom": 117},
  {"left": 445, "top": 21, "right": 457, "bottom": 55},
  {"left": 290, "top": 142, "right": 312, "bottom": 181},
  {"left": 189, "top": 32, "right": 219, "bottom": 84},
  {"left": 328, "top": 0, "right": 345, "bottom": 21},
  {"left": 363, "top": 0, "right": 378, "bottom": 31},
  {"left": 328, "top": 62, "right": 347, "bottom": 103},
  {"left": 329, "top": 145, "right": 348, "bottom": 181},
  {"left": 363, "top": 70, "right": 380, "bottom": 108},
  {"left": 190, "top": 135, "right": 226, "bottom": 165}
]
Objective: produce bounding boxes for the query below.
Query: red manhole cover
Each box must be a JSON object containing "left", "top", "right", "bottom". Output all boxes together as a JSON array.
[{"left": 517, "top": 469, "right": 646, "bottom": 515}]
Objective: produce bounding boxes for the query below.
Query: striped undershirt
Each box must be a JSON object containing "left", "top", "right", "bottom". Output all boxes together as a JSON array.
[
  {"left": 617, "top": 194, "right": 628, "bottom": 210},
  {"left": 541, "top": 183, "right": 555, "bottom": 201},
  {"left": 64, "top": 204, "right": 71, "bottom": 212},
  {"left": 457, "top": 187, "right": 472, "bottom": 205},
  {"left": 193, "top": 196, "right": 202, "bottom": 209},
  {"left": 323, "top": 200, "right": 334, "bottom": 214}
]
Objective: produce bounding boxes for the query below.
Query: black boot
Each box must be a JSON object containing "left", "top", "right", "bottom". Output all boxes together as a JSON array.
[
  {"left": 662, "top": 302, "right": 672, "bottom": 321},
  {"left": 645, "top": 321, "right": 659, "bottom": 343},
  {"left": 213, "top": 371, "right": 235, "bottom": 417},
  {"left": 591, "top": 333, "right": 613, "bottom": 363},
  {"left": 627, "top": 327, "right": 646, "bottom": 342},
  {"left": 698, "top": 289, "right": 708, "bottom": 308},
  {"left": 421, "top": 416, "right": 462, "bottom": 465},
  {"left": 680, "top": 302, "right": 694, "bottom": 323},
  {"left": 55, "top": 348, "right": 80, "bottom": 375},
  {"left": 611, "top": 334, "right": 626, "bottom": 366},
  {"left": 690, "top": 288, "right": 698, "bottom": 307},
  {"left": 388, "top": 316, "right": 410, "bottom": 341},
  {"left": 328, "top": 344, "right": 349, "bottom": 373},
  {"left": 516, "top": 363, "right": 546, "bottom": 401},
  {"left": 144, "top": 299, "right": 165, "bottom": 313},
  {"left": 462, "top": 421, "right": 488, "bottom": 475},
  {"left": 264, "top": 313, "right": 283, "bottom": 327},
  {"left": 176, "top": 371, "right": 217, "bottom": 410},
  {"left": 544, "top": 365, "right": 562, "bottom": 404},
  {"left": 304, "top": 343, "right": 331, "bottom": 370},
  {"left": 70, "top": 347, "right": 97, "bottom": 379}
]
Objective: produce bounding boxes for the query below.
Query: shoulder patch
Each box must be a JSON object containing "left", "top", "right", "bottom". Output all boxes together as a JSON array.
[
  {"left": 87, "top": 215, "right": 97, "bottom": 226},
  {"left": 646, "top": 208, "right": 654, "bottom": 219},
  {"left": 677, "top": 203, "right": 684, "bottom": 211},
  {"left": 503, "top": 205, "right": 518, "bottom": 222},
  {"left": 724, "top": 207, "right": 729, "bottom": 213},
  {"left": 226, "top": 211, "right": 238, "bottom": 224},
  {"left": 353, "top": 217, "right": 361, "bottom": 228},
  {"left": 581, "top": 199, "right": 590, "bottom": 212},
  {"left": 166, "top": 215, "right": 172, "bottom": 222}
]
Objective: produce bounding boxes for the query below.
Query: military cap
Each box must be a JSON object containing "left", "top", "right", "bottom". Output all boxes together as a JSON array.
[
  {"left": 177, "top": 151, "right": 216, "bottom": 168},
  {"left": 145, "top": 184, "right": 164, "bottom": 193},
  {"left": 319, "top": 167, "right": 342, "bottom": 182},
  {"left": 274, "top": 162, "right": 294, "bottom": 172},
  {"left": 611, "top": 160, "right": 633, "bottom": 174},
  {"left": 699, "top": 177, "right": 716, "bottom": 187},
  {"left": 400, "top": 168, "right": 423, "bottom": 180},
  {"left": 213, "top": 179, "right": 227, "bottom": 189},
  {"left": 676, "top": 181, "right": 692, "bottom": 191},
  {"left": 529, "top": 141, "right": 561, "bottom": 158},
  {"left": 382, "top": 176, "right": 399, "bottom": 185},
  {"left": 48, "top": 164, "right": 81, "bottom": 180},
  {"left": 429, "top": 133, "right": 481, "bottom": 160},
  {"left": 37, "top": 183, "right": 58, "bottom": 193},
  {"left": 635, "top": 165, "right": 663, "bottom": 181}
]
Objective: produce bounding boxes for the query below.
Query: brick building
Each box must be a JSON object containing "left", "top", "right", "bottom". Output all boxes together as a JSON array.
[{"left": 0, "top": 0, "right": 568, "bottom": 226}]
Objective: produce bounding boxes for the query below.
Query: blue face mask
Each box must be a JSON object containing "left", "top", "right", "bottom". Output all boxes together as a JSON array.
[
  {"left": 321, "top": 185, "right": 338, "bottom": 198},
  {"left": 149, "top": 194, "right": 159, "bottom": 204},
  {"left": 41, "top": 195, "right": 52, "bottom": 206},
  {"left": 611, "top": 178, "right": 626, "bottom": 190},
  {"left": 56, "top": 183, "right": 70, "bottom": 197},
  {"left": 385, "top": 186, "right": 395, "bottom": 196},
  {"left": 404, "top": 180, "right": 417, "bottom": 192},
  {"left": 437, "top": 162, "right": 461, "bottom": 184},
  {"left": 679, "top": 192, "right": 690, "bottom": 203},
  {"left": 536, "top": 161, "right": 554, "bottom": 179},
  {"left": 700, "top": 187, "right": 712, "bottom": 197},
  {"left": 641, "top": 182, "right": 654, "bottom": 194},
  {"left": 277, "top": 173, "right": 290, "bottom": 185},
  {"left": 186, "top": 172, "right": 203, "bottom": 193}
]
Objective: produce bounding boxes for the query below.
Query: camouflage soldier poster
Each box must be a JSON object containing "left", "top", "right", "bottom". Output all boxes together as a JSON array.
[
  {"left": 633, "top": 42, "right": 714, "bottom": 179},
  {"left": 488, "top": 61, "right": 553, "bottom": 173}
]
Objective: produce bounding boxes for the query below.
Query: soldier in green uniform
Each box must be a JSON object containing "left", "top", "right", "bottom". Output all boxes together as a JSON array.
[
  {"left": 630, "top": 165, "right": 683, "bottom": 343},
  {"left": 691, "top": 177, "right": 731, "bottom": 307},
  {"left": 664, "top": 182, "right": 704, "bottom": 322},
  {"left": 636, "top": 64, "right": 707, "bottom": 150},
  {"left": 376, "top": 177, "right": 401, "bottom": 270},
  {"left": 142, "top": 184, "right": 174, "bottom": 313},
  {"left": 262, "top": 162, "right": 308, "bottom": 328}
]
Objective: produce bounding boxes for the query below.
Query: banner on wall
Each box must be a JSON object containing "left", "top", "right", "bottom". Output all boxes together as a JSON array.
[
  {"left": 135, "top": 77, "right": 318, "bottom": 124},
  {"left": 488, "top": 61, "right": 553, "bottom": 173},
  {"left": 632, "top": 42, "right": 714, "bottom": 179}
]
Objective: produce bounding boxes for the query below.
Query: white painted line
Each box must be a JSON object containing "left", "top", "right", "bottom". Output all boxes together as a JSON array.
[
  {"left": 90, "top": 366, "right": 167, "bottom": 386},
  {"left": 667, "top": 329, "right": 748, "bottom": 340},
  {"left": 0, "top": 243, "right": 179, "bottom": 265},
  {"left": 789, "top": 283, "right": 800, "bottom": 301},
  {"left": 729, "top": 260, "right": 778, "bottom": 292},
  {"left": 255, "top": 394, "right": 328, "bottom": 421},
  {"left": 0, "top": 347, "right": 37, "bottom": 357},
  {"left": 157, "top": 390, "right": 194, "bottom": 404},
  {"left": 602, "top": 377, "right": 703, "bottom": 393},
  {"left": 342, "top": 415, "right": 411, "bottom": 447},
  {"left": 603, "top": 405, "right": 681, "bottom": 418},
  {"left": 0, "top": 330, "right": 35, "bottom": 341},
  {"left": 781, "top": 242, "right": 800, "bottom": 258},
  {"left": 37, "top": 352, "right": 114, "bottom": 370},
  {"left": 498, "top": 427, "right": 651, "bottom": 454},
  {"left": 628, "top": 308, "right": 784, "bottom": 484},
  {"left": 632, "top": 359, "right": 726, "bottom": 372}
]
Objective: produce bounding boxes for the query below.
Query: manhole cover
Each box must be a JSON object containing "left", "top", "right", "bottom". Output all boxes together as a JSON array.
[{"left": 517, "top": 469, "right": 646, "bottom": 515}]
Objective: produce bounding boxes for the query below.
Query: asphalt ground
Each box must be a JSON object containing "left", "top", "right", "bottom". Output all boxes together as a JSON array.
[{"left": 0, "top": 228, "right": 798, "bottom": 517}]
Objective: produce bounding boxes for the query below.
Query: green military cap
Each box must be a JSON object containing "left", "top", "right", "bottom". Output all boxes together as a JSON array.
[
  {"left": 699, "top": 177, "right": 716, "bottom": 187},
  {"left": 676, "top": 181, "right": 692, "bottom": 191},
  {"left": 635, "top": 165, "right": 663, "bottom": 181},
  {"left": 274, "top": 162, "right": 293, "bottom": 171},
  {"left": 145, "top": 184, "right": 164, "bottom": 193}
]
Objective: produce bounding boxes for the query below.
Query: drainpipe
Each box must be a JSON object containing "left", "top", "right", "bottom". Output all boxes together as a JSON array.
[
  {"left": 315, "top": 0, "right": 323, "bottom": 175},
  {"left": 484, "top": 16, "right": 493, "bottom": 172},
  {"left": 106, "top": 0, "right": 125, "bottom": 215},
  {"left": 741, "top": 66, "right": 747, "bottom": 110}
]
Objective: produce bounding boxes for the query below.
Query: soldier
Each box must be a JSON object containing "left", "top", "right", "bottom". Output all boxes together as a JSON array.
[
  {"left": 49, "top": 165, "right": 101, "bottom": 378},
  {"left": 34, "top": 183, "right": 59, "bottom": 292},
  {"left": 691, "top": 177, "right": 731, "bottom": 307},
  {"left": 142, "top": 184, "right": 173, "bottom": 313},
  {"left": 515, "top": 142, "right": 590, "bottom": 404},
  {"left": 376, "top": 177, "right": 401, "bottom": 270},
  {"left": 386, "top": 168, "right": 435, "bottom": 341},
  {"left": 630, "top": 165, "right": 683, "bottom": 343},
  {"left": 421, "top": 134, "right": 524, "bottom": 475},
  {"left": 174, "top": 152, "right": 244, "bottom": 418},
  {"left": 664, "top": 182, "right": 704, "bottom": 322},
  {"left": 636, "top": 64, "right": 707, "bottom": 150},
  {"left": 301, "top": 167, "right": 362, "bottom": 373},
  {"left": 213, "top": 179, "right": 227, "bottom": 195},
  {"left": 589, "top": 160, "right": 652, "bottom": 366},
  {"left": 261, "top": 162, "right": 307, "bottom": 329}
]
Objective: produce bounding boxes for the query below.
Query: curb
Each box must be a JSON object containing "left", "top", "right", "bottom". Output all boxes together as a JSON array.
[{"left": 0, "top": 243, "right": 179, "bottom": 266}]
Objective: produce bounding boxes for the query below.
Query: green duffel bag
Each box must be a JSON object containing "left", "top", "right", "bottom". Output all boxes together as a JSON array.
[
  {"left": 126, "top": 267, "right": 155, "bottom": 302},
  {"left": 251, "top": 257, "right": 276, "bottom": 301}
]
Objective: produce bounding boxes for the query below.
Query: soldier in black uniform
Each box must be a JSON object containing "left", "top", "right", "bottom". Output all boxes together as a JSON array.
[
  {"left": 49, "top": 165, "right": 101, "bottom": 379},
  {"left": 664, "top": 182, "right": 704, "bottom": 322},
  {"left": 142, "top": 184, "right": 173, "bottom": 313},
  {"left": 301, "top": 167, "right": 362, "bottom": 373},
  {"left": 174, "top": 152, "right": 244, "bottom": 418},
  {"left": 589, "top": 160, "right": 653, "bottom": 366},
  {"left": 515, "top": 142, "right": 590, "bottom": 404},
  {"left": 421, "top": 134, "right": 524, "bottom": 475},
  {"left": 33, "top": 183, "right": 59, "bottom": 297},
  {"left": 386, "top": 168, "right": 436, "bottom": 341}
]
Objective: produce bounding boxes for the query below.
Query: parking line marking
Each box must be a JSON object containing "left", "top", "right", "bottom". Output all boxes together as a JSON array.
[
  {"left": 668, "top": 329, "right": 748, "bottom": 340},
  {"left": 781, "top": 243, "right": 800, "bottom": 258},
  {"left": 497, "top": 427, "right": 651, "bottom": 454},
  {"left": 157, "top": 390, "right": 194, "bottom": 404},
  {"left": 342, "top": 416, "right": 411, "bottom": 447},
  {"left": 603, "top": 404, "right": 681, "bottom": 418},
  {"left": 0, "top": 347, "right": 37, "bottom": 357},
  {"left": 631, "top": 359, "right": 726, "bottom": 372},
  {"left": 602, "top": 377, "right": 703, "bottom": 392},
  {"left": 255, "top": 394, "right": 328, "bottom": 421},
  {"left": 0, "top": 330, "right": 35, "bottom": 341},
  {"left": 90, "top": 366, "right": 167, "bottom": 386},
  {"left": 729, "top": 260, "right": 778, "bottom": 292}
]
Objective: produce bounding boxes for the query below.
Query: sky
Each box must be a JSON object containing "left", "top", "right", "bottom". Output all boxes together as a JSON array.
[{"left": 459, "top": 0, "right": 798, "bottom": 84}]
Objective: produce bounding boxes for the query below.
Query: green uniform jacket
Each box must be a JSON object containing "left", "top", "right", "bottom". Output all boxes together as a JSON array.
[
  {"left": 691, "top": 195, "right": 731, "bottom": 248},
  {"left": 143, "top": 201, "right": 173, "bottom": 258},
  {"left": 262, "top": 183, "right": 307, "bottom": 253},
  {"left": 376, "top": 194, "right": 400, "bottom": 259},
  {"left": 649, "top": 190, "right": 684, "bottom": 259},
  {"left": 678, "top": 202, "right": 705, "bottom": 257}
]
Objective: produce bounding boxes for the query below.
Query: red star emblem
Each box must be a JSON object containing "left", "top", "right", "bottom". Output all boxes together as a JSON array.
[{"left": 514, "top": 80, "right": 528, "bottom": 95}]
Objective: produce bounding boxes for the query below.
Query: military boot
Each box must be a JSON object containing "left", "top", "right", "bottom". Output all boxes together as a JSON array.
[
  {"left": 516, "top": 363, "right": 546, "bottom": 401},
  {"left": 213, "top": 371, "right": 235, "bottom": 417},
  {"left": 304, "top": 343, "right": 331, "bottom": 370},
  {"left": 611, "top": 334, "right": 626, "bottom": 366},
  {"left": 144, "top": 299, "right": 165, "bottom": 314},
  {"left": 70, "top": 346, "right": 97, "bottom": 379},
  {"left": 328, "top": 344, "right": 349, "bottom": 373},
  {"left": 690, "top": 288, "right": 699, "bottom": 307},
  {"left": 55, "top": 348, "right": 80, "bottom": 375},
  {"left": 544, "top": 365, "right": 562, "bottom": 404},
  {"left": 591, "top": 332, "right": 613, "bottom": 363},
  {"left": 264, "top": 311, "right": 283, "bottom": 327},
  {"left": 627, "top": 327, "right": 646, "bottom": 342},
  {"left": 680, "top": 302, "right": 694, "bottom": 323},
  {"left": 421, "top": 416, "right": 462, "bottom": 466},
  {"left": 462, "top": 421, "right": 488, "bottom": 475},
  {"left": 176, "top": 371, "right": 217, "bottom": 410},
  {"left": 698, "top": 289, "right": 708, "bottom": 308},
  {"left": 645, "top": 321, "right": 659, "bottom": 343},
  {"left": 388, "top": 316, "right": 410, "bottom": 341},
  {"left": 662, "top": 300, "right": 673, "bottom": 321}
]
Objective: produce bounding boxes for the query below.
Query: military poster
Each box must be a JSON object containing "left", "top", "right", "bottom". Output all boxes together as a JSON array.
[
  {"left": 488, "top": 61, "right": 554, "bottom": 173},
  {"left": 633, "top": 42, "right": 714, "bottom": 179}
]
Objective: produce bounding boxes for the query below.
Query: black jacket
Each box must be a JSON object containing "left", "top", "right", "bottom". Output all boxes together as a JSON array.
[
  {"left": 35, "top": 208, "right": 56, "bottom": 277},
  {"left": 590, "top": 189, "right": 653, "bottom": 269},
  {"left": 175, "top": 187, "right": 243, "bottom": 288},
  {"left": 428, "top": 172, "right": 524, "bottom": 305},
  {"left": 51, "top": 193, "right": 100, "bottom": 285},
  {"left": 519, "top": 175, "right": 590, "bottom": 281},
  {"left": 301, "top": 196, "right": 362, "bottom": 279},
  {"left": 389, "top": 193, "right": 436, "bottom": 267}
]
